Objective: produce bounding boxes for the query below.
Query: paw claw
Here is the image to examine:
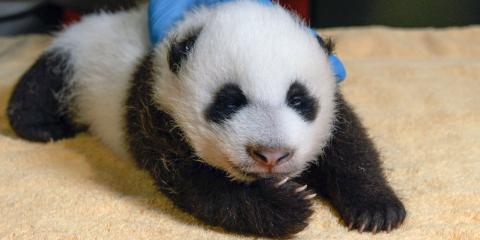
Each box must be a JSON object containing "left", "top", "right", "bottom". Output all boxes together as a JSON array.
[
  {"left": 372, "top": 225, "right": 378, "bottom": 234},
  {"left": 347, "top": 222, "right": 354, "bottom": 230},
  {"left": 359, "top": 221, "right": 367, "bottom": 233},
  {"left": 257, "top": 179, "right": 314, "bottom": 236},
  {"left": 304, "top": 193, "right": 317, "bottom": 200},
  {"left": 295, "top": 185, "right": 308, "bottom": 193},
  {"left": 275, "top": 177, "right": 289, "bottom": 187}
]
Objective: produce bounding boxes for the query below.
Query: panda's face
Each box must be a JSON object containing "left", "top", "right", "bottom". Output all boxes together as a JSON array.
[{"left": 152, "top": 2, "right": 336, "bottom": 181}]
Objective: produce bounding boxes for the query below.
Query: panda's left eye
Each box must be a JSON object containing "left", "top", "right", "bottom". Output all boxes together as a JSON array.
[
  {"left": 205, "top": 83, "right": 248, "bottom": 124},
  {"left": 286, "top": 81, "right": 319, "bottom": 122},
  {"left": 289, "top": 96, "right": 304, "bottom": 107}
]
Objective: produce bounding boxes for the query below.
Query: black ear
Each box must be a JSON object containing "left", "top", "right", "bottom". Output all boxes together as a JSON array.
[
  {"left": 168, "top": 30, "right": 201, "bottom": 74},
  {"left": 315, "top": 35, "right": 335, "bottom": 55}
]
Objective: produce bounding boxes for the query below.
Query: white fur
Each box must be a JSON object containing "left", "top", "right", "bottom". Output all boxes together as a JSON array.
[
  {"left": 51, "top": 1, "right": 336, "bottom": 181},
  {"left": 50, "top": 6, "right": 149, "bottom": 157}
]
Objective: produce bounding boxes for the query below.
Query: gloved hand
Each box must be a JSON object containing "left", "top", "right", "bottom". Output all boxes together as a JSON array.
[{"left": 148, "top": 0, "right": 346, "bottom": 82}]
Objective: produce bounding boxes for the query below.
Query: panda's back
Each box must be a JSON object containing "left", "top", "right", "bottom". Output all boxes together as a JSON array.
[{"left": 51, "top": 5, "right": 149, "bottom": 157}]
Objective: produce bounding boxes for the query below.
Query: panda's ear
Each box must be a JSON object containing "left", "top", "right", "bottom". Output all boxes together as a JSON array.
[
  {"left": 315, "top": 35, "right": 335, "bottom": 55},
  {"left": 168, "top": 29, "right": 201, "bottom": 74}
]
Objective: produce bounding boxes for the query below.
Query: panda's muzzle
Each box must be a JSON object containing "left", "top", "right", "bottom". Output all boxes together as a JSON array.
[{"left": 246, "top": 145, "right": 294, "bottom": 173}]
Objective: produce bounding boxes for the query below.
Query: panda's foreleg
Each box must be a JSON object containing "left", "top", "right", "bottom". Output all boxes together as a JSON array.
[
  {"left": 298, "top": 93, "right": 406, "bottom": 233},
  {"left": 7, "top": 50, "right": 85, "bottom": 142},
  {"left": 151, "top": 159, "right": 315, "bottom": 238}
]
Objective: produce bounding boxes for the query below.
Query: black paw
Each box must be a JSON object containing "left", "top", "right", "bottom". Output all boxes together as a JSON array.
[
  {"left": 7, "top": 107, "right": 84, "bottom": 142},
  {"left": 7, "top": 49, "right": 84, "bottom": 142},
  {"left": 338, "top": 195, "right": 406, "bottom": 233},
  {"left": 221, "top": 177, "right": 315, "bottom": 238}
]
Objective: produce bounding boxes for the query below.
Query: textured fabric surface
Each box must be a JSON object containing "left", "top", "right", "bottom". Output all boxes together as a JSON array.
[{"left": 1, "top": 26, "right": 479, "bottom": 239}]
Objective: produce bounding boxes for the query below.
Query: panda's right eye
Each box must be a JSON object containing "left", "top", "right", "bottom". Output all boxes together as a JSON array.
[{"left": 205, "top": 83, "right": 248, "bottom": 124}]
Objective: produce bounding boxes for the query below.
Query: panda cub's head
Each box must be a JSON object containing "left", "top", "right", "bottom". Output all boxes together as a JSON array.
[{"left": 151, "top": 1, "right": 336, "bottom": 181}]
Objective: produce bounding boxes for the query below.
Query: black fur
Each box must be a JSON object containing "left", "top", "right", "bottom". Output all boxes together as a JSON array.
[
  {"left": 205, "top": 83, "right": 248, "bottom": 124},
  {"left": 7, "top": 50, "right": 85, "bottom": 142},
  {"left": 316, "top": 35, "right": 335, "bottom": 55},
  {"left": 126, "top": 53, "right": 313, "bottom": 238},
  {"left": 297, "top": 93, "right": 406, "bottom": 232},
  {"left": 168, "top": 31, "right": 200, "bottom": 74},
  {"left": 286, "top": 81, "right": 318, "bottom": 122}
]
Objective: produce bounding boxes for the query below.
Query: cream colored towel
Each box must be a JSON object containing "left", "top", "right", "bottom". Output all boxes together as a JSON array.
[{"left": 1, "top": 27, "right": 479, "bottom": 239}]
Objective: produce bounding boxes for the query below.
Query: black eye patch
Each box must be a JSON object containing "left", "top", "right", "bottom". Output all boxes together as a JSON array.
[
  {"left": 286, "top": 81, "right": 319, "bottom": 122},
  {"left": 205, "top": 83, "right": 248, "bottom": 124},
  {"left": 168, "top": 31, "right": 200, "bottom": 74}
]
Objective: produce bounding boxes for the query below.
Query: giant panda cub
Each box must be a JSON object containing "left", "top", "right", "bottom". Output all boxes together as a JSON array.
[{"left": 7, "top": 1, "right": 406, "bottom": 238}]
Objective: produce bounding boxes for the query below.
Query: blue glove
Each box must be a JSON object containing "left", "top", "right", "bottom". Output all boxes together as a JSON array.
[
  {"left": 329, "top": 54, "right": 346, "bottom": 82},
  {"left": 148, "top": 0, "right": 272, "bottom": 44},
  {"left": 148, "top": 0, "right": 346, "bottom": 82}
]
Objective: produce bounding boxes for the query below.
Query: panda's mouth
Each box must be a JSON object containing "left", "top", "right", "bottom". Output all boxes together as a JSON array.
[
  {"left": 212, "top": 151, "right": 302, "bottom": 181},
  {"left": 229, "top": 163, "right": 294, "bottom": 180}
]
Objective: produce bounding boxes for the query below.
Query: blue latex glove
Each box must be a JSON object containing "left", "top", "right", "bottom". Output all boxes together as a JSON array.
[
  {"left": 148, "top": 0, "right": 272, "bottom": 44},
  {"left": 148, "top": 0, "right": 346, "bottom": 82}
]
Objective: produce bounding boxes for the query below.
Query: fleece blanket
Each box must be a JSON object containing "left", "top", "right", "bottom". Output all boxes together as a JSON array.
[{"left": 0, "top": 26, "right": 479, "bottom": 240}]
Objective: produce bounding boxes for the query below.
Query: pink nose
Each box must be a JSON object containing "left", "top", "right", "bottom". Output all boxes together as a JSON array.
[{"left": 247, "top": 146, "right": 294, "bottom": 170}]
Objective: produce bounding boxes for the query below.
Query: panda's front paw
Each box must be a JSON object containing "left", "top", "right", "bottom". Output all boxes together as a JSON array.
[
  {"left": 244, "top": 178, "right": 315, "bottom": 237},
  {"left": 337, "top": 193, "right": 406, "bottom": 233}
]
